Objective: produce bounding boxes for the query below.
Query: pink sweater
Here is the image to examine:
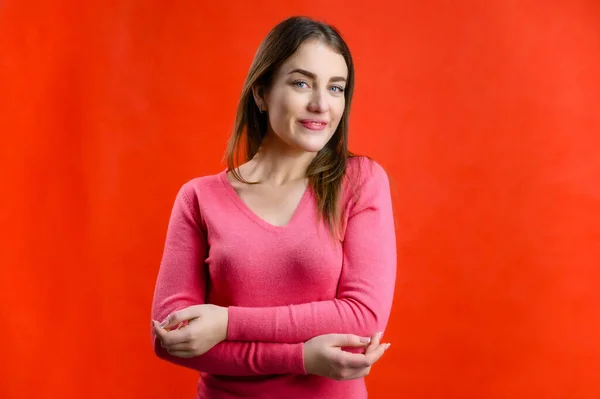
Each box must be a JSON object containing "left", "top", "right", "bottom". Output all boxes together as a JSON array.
[{"left": 151, "top": 156, "right": 397, "bottom": 399}]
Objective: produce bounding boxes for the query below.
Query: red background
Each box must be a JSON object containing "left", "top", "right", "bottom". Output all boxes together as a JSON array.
[{"left": 1, "top": 1, "right": 599, "bottom": 398}]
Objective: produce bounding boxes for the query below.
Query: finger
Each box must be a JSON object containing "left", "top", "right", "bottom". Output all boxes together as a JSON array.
[
  {"left": 154, "top": 324, "right": 192, "bottom": 347},
  {"left": 173, "top": 320, "right": 189, "bottom": 331},
  {"left": 365, "top": 342, "right": 390, "bottom": 365},
  {"left": 159, "top": 306, "right": 201, "bottom": 329},
  {"left": 153, "top": 320, "right": 176, "bottom": 347},
  {"left": 365, "top": 331, "right": 382, "bottom": 355},
  {"left": 152, "top": 321, "right": 168, "bottom": 340},
  {"left": 334, "top": 350, "right": 371, "bottom": 369},
  {"left": 152, "top": 321, "right": 169, "bottom": 349},
  {"left": 342, "top": 366, "right": 372, "bottom": 381},
  {"left": 329, "top": 334, "right": 372, "bottom": 348},
  {"left": 166, "top": 349, "right": 195, "bottom": 358},
  {"left": 163, "top": 340, "right": 192, "bottom": 351}
]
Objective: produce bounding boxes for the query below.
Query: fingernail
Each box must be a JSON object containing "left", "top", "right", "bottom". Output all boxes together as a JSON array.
[
  {"left": 377, "top": 331, "right": 383, "bottom": 339},
  {"left": 384, "top": 343, "right": 391, "bottom": 351},
  {"left": 360, "top": 336, "right": 371, "bottom": 343},
  {"left": 159, "top": 318, "right": 169, "bottom": 328}
]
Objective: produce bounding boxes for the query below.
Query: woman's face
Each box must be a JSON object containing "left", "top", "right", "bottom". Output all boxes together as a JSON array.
[{"left": 256, "top": 39, "right": 348, "bottom": 153}]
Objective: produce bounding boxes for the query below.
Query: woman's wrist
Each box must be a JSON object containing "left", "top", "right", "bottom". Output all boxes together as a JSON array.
[{"left": 220, "top": 305, "right": 229, "bottom": 341}]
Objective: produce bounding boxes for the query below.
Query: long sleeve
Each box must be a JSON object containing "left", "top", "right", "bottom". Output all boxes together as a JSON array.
[
  {"left": 152, "top": 339, "right": 305, "bottom": 376},
  {"left": 150, "top": 183, "right": 306, "bottom": 375},
  {"left": 226, "top": 159, "right": 397, "bottom": 343}
]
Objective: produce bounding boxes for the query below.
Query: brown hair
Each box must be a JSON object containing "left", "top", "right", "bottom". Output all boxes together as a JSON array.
[{"left": 225, "top": 16, "right": 357, "bottom": 238}]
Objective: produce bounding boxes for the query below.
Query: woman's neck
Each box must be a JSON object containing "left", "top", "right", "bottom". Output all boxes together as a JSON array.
[{"left": 243, "top": 134, "right": 316, "bottom": 186}]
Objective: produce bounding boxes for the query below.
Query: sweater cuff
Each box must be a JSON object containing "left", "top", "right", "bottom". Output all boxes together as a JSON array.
[{"left": 288, "top": 342, "right": 307, "bottom": 375}]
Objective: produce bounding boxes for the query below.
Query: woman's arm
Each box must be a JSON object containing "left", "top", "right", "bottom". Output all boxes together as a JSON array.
[
  {"left": 226, "top": 159, "right": 397, "bottom": 343},
  {"left": 151, "top": 184, "right": 305, "bottom": 375},
  {"left": 152, "top": 335, "right": 304, "bottom": 375}
]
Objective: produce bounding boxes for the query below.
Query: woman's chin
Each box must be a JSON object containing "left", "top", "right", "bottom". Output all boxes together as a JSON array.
[
  {"left": 295, "top": 143, "right": 327, "bottom": 154},
  {"left": 293, "top": 135, "right": 331, "bottom": 153}
]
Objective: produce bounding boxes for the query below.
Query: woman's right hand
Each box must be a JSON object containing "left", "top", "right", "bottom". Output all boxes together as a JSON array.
[{"left": 303, "top": 332, "right": 390, "bottom": 381}]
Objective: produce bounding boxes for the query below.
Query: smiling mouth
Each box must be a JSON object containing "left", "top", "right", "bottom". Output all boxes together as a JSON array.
[{"left": 298, "top": 120, "right": 328, "bottom": 131}]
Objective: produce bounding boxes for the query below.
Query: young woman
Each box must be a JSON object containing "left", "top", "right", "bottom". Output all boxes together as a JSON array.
[{"left": 151, "top": 16, "right": 397, "bottom": 399}]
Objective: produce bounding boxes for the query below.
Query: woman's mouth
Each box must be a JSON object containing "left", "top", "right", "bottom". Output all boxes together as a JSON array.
[{"left": 298, "top": 119, "right": 328, "bottom": 131}]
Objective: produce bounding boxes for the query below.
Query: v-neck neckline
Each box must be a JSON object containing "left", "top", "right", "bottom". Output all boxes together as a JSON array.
[{"left": 219, "top": 169, "right": 312, "bottom": 232}]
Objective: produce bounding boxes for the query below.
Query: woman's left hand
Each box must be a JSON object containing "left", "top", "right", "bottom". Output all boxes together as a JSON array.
[{"left": 152, "top": 304, "right": 228, "bottom": 358}]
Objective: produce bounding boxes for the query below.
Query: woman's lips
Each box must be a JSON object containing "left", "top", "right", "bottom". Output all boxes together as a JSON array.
[{"left": 298, "top": 120, "right": 328, "bottom": 131}]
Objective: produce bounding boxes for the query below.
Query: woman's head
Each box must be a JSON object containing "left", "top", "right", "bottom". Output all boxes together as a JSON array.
[
  {"left": 226, "top": 16, "right": 356, "bottom": 237},
  {"left": 253, "top": 38, "right": 348, "bottom": 154}
]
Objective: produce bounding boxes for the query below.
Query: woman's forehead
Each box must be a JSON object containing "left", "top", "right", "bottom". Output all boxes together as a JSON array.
[{"left": 276, "top": 40, "right": 348, "bottom": 80}]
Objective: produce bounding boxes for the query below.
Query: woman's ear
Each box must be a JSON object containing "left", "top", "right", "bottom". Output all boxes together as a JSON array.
[{"left": 251, "top": 86, "right": 268, "bottom": 113}]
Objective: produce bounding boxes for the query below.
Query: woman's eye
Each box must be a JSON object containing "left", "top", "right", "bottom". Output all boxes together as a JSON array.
[
  {"left": 330, "top": 86, "right": 345, "bottom": 93},
  {"left": 293, "top": 80, "right": 309, "bottom": 88}
]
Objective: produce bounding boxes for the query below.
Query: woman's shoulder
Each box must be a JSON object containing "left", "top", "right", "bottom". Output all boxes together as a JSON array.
[
  {"left": 345, "top": 155, "right": 389, "bottom": 186},
  {"left": 176, "top": 170, "right": 226, "bottom": 203},
  {"left": 341, "top": 155, "right": 392, "bottom": 211}
]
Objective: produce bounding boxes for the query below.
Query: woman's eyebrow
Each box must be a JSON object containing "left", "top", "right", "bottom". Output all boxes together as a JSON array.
[{"left": 287, "top": 68, "right": 347, "bottom": 83}]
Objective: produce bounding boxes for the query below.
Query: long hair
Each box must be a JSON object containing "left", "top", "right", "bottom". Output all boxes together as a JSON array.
[{"left": 225, "top": 16, "right": 356, "bottom": 238}]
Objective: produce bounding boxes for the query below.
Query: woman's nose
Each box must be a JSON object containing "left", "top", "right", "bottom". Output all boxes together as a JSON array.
[{"left": 308, "top": 90, "right": 329, "bottom": 113}]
